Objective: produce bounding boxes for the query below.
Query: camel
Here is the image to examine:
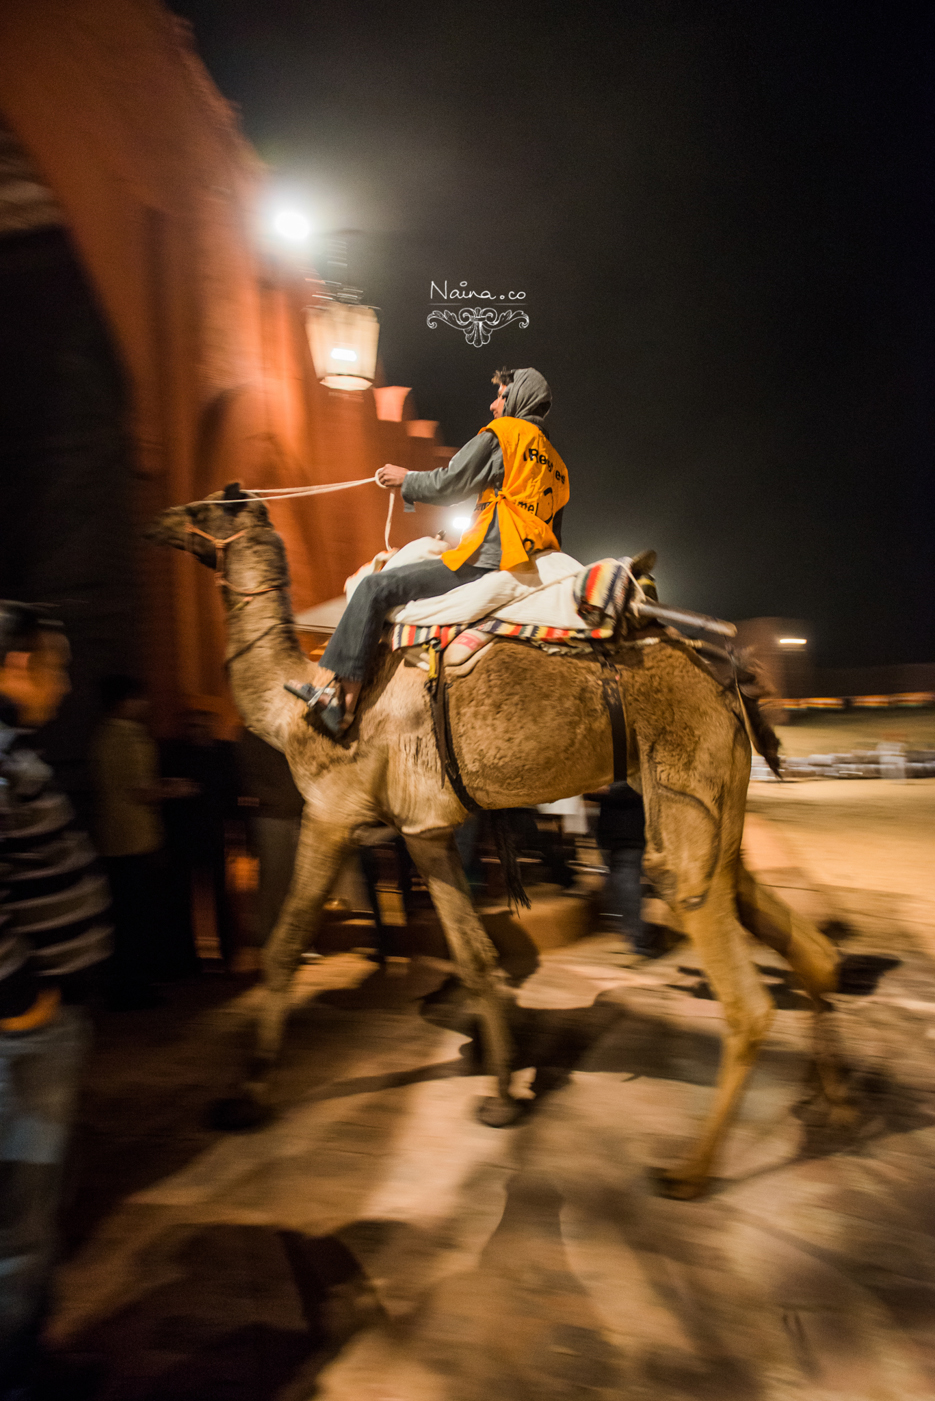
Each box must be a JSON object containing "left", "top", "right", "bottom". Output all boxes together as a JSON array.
[{"left": 146, "top": 486, "right": 850, "bottom": 1199}]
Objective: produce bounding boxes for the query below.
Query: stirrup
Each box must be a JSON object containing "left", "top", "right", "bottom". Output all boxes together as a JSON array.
[{"left": 284, "top": 680, "right": 345, "bottom": 739}]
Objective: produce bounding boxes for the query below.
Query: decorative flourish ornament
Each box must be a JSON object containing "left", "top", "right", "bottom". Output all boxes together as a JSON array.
[{"left": 426, "top": 305, "right": 530, "bottom": 348}]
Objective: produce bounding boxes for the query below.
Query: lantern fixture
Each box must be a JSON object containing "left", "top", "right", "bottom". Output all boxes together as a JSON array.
[
  {"left": 304, "top": 233, "right": 380, "bottom": 392},
  {"left": 305, "top": 296, "right": 380, "bottom": 391}
]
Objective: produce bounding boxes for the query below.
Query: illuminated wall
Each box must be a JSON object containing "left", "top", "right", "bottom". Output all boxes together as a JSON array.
[{"left": 0, "top": 0, "right": 452, "bottom": 733}]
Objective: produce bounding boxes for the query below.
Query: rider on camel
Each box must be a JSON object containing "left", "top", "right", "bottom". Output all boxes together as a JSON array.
[{"left": 301, "top": 366, "right": 569, "bottom": 737}]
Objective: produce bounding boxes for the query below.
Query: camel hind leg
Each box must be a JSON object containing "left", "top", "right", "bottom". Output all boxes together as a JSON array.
[
  {"left": 638, "top": 722, "right": 774, "bottom": 1198},
  {"left": 654, "top": 865, "right": 776, "bottom": 1198},
  {"left": 404, "top": 829, "right": 519, "bottom": 1127},
  {"left": 736, "top": 860, "right": 854, "bottom": 1123}
]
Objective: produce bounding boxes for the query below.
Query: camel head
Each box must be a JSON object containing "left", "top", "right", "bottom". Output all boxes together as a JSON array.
[{"left": 144, "top": 482, "right": 272, "bottom": 566}]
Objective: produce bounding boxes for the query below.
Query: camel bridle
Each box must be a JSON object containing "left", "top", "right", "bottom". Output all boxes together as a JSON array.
[
  {"left": 184, "top": 520, "right": 292, "bottom": 667},
  {"left": 185, "top": 522, "right": 285, "bottom": 603}
]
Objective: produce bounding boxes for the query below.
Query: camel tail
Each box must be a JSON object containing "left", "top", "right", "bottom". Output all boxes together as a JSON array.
[
  {"left": 733, "top": 653, "right": 783, "bottom": 777},
  {"left": 489, "top": 811, "right": 532, "bottom": 912}
]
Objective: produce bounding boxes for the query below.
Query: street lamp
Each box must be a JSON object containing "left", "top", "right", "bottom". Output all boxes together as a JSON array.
[
  {"left": 305, "top": 299, "right": 380, "bottom": 392},
  {"left": 273, "top": 209, "right": 311, "bottom": 242},
  {"left": 304, "top": 232, "right": 380, "bottom": 392}
]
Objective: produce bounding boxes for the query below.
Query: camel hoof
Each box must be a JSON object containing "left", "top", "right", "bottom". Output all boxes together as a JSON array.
[
  {"left": 826, "top": 1100, "right": 862, "bottom": 1131},
  {"left": 476, "top": 1095, "right": 523, "bottom": 1128},
  {"left": 794, "top": 1092, "right": 861, "bottom": 1132},
  {"left": 208, "top": 1093, "right": 273, "bottom": 1132},
  {"left": 648, "top": 1165, "right": 709, "bottom": 1200}
]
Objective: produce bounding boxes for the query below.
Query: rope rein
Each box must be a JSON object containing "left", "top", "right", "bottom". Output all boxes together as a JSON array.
[{"left": 188, "top": 469, "right": 399, "bottom": 565}]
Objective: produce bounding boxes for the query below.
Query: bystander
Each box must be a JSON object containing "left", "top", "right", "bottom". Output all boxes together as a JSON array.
[
  {"left": 161, "top": 709, "right": 238, "bottom": 971},
  {"left": 89, "top": 677, "right": 190, "bottom": 1008},
  {"left": 0, "top": 602, "right": 111, "bottom": 1396},
  {"left": 584, "top": 782, "right": 657, "bottom": 954}
]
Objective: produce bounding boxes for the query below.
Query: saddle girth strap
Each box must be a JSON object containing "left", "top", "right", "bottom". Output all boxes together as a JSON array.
[
  {"left": 426, "top": 643, "right": 482, "bottom": 814},
  {"left": 592, "top": 645, "right": 629, "bottom": 782}
]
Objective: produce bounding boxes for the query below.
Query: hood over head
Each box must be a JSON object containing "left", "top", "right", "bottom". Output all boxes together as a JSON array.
[{"left": 503, "top": 367, "right": 551, "bottom": 421}]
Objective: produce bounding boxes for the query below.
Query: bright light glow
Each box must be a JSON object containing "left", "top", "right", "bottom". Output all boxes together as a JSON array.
[
  {"left": 778, "top": 637, "right": 807, "bottom": 646},
  {"left": 452, "top": 516, "right": 471, "bottom": 532},
  {"left": 273, "top": 210, "right": 311, "bottom": 242},
  {"left": 330, "top": 347, "right": 358, "bottom": 362}
]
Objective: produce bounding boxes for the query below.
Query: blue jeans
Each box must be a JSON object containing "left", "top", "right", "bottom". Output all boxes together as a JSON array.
[
  {"left": 0, "top": 1007, "right": 90, "bottom": 1389},
  {"left": 600, "top": 846, "right": 650, "bottom": 951},
  {"left": 321, "top": 558, "right": 488, "bottom": 682}
]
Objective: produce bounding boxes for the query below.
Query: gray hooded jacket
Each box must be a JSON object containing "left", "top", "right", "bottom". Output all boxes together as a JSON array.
[{"left": 400, "top": 368, "right": 560, "bottom": 568}]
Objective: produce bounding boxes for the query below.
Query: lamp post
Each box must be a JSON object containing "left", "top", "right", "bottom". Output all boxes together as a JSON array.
[
  {"left": 304, "top": 231, "right": 380, "bottom": 392},
  {"left": 266, "top": 205, "right": 381, "bottom": 392},
  {"left": 305, "top": 296, "right": 380, "bottom": 392}
]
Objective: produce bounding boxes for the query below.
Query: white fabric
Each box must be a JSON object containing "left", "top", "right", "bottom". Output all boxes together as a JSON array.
[
  {"left": 344, "top": 537, "right": 588, "bottom": 630},
  {"left": 538, "top": 796, "right": 590, "bottom": 835}
]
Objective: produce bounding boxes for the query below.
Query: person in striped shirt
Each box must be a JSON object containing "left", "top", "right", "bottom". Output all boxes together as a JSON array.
[{"left": 0, "top": 601, "right": 111, "bottom": 1395}]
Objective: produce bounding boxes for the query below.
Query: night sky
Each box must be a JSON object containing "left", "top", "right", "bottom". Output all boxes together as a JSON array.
[{"left": 172, "top": 0, "right": 933, "bottom": 668}]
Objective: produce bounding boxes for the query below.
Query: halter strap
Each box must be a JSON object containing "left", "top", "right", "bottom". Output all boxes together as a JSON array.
[
  {"left": 185, "top": 524, "right": 247, "bottom": 550},
  {"left": 185, "top": 523, "right": 283, "bottom": 600}
]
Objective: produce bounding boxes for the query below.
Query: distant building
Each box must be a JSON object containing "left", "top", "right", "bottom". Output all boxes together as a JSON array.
[
  {"left": 735, "top": 619, "right": 934, "bottom": 711},
  {"left": 733, "top": 618, "right": 813, "bottom": 701}
]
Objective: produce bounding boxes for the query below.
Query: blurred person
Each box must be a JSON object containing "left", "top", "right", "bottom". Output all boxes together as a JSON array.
[
  {"left": 89, "top": 676, "right": 188, "bottom": 1009},
  {"left": 236, "top": 729, "right": 303, "bottom": 954},
  {"left": 161, "top": 709, "right": 238, "bottom": 971},
  {"left": 584, "top": 782, "right": 656, "bottom": 954},
  {"left": 357, "top": 831, "right": 415, "bottom": 964},
  {"left": 0, "top": 602, "right": 111, "bottom": 1396}
]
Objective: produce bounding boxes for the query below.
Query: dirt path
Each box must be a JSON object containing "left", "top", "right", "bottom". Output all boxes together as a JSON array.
[{"left": 746, "top": 778, "right": 935, "bottom": 951}]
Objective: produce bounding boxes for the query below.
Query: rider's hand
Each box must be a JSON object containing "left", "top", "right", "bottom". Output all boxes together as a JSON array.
[{"left": 377, "top": 464, "right": 408, "bottom": 488}]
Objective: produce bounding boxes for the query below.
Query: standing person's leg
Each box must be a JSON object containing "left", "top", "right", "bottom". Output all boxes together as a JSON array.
[
  {"left": 539, "top": 815, "right": 575, "bottom": 889},
  {"left": 454, "top": 815, "right": 483, "bottom": 890},
  {"left": 159, "top": 848, "right": 200, "bottom": 980},
  {"left": 209, "top": 842, "right": 236, "bottom": 968},
  {"left": 394, "top": 837, "right": 414, "bottom": 917},
  {"left": 358, "top": 845, "right": 393, "bottom": 964},
  {"left": 252, "top": 816, "right": 301, "bottom": 948},
  {"left": 603, "top": 845, "right": 650, "bottom": 952},
  {"left": 0, "top": 1008, "right": 91, "bottom": 1390},
  {"left": 105, "top": 855, "right": 153, "bottom": 1007}
]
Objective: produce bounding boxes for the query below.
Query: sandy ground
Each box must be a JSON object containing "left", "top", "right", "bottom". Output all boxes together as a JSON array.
[
  {"left": 747, "top": 780, "right": 935, "bottom": 942},
  {"left": 774, "top": 709, "right": 935, "bottom": 758},
  {"left": 40, "top": 722, "right": 935, "bottom": 1400}
]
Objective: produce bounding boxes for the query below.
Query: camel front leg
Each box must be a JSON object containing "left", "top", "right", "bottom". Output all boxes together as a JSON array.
[
  {"left": 215, "top": 815, "right": 353, "bottom": 1127},
  {"left": 405, "top": 829, "right": 520, "bottom": 1127},
  {"left": 654, "top": 872, "right": 775, "bottom": 1199},
  {"left": 254, "top": 814, "right": 353, "bottom": 1068}
]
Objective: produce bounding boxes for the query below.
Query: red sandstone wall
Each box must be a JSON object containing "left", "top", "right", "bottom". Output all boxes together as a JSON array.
[{"left": 0, "top": 0, "right": 452, "bottom": 731}]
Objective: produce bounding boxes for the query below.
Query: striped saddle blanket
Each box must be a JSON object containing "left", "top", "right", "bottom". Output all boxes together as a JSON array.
[{"left": 371, "top": 540, "right": 632, "bottom": 653}]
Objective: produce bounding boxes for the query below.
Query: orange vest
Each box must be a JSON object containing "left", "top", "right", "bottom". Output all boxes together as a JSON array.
[{"left": 442, "top": 417, "right": 570, "bottom": 571}]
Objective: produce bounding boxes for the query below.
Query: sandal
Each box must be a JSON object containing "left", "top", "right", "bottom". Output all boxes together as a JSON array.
[{"left": 284, "top": 680, "right": 346, "bottom": 739}]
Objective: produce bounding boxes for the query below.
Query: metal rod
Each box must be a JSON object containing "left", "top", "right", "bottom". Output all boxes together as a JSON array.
[{"left": 632, "top": 600, "right": 737, "bottom": 637}]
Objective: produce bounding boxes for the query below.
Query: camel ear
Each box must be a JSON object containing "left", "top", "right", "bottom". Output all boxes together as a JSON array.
[
  {"left": 221, "top": 481, "right": 257, "bottom": 516},
  {"left": 218, "top": 480, "right": 270, "bottom": 526},
  {"left": 631, "top": 548, "right": 657, "bottom": 576}
]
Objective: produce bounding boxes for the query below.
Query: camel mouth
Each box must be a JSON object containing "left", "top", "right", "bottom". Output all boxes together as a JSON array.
[
  {"left": 142, "top": 513, "right": 172, "bottom": 543},
  {"left": 143, "top": 506, "right": 188, "bottom": 545}
]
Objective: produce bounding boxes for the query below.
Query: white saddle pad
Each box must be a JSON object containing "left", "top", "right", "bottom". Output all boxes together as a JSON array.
[{"left": 345, "top": 537, "right": 589, "bottom": 631}]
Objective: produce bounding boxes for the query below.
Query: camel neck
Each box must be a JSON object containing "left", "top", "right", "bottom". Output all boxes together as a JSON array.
[{"left": 218, "top": 528, "right": 309, "bottom": 746}]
